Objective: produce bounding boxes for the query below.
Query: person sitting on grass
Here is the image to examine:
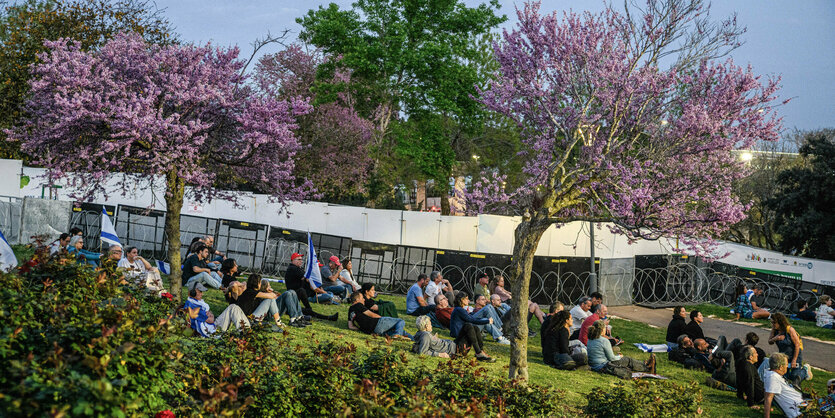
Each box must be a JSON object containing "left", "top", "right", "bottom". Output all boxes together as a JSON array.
[
  {"left": 412, "top": 315, "right": 495, "bottom": 362},
  {"left": 763, "top": 352, "right": 806, "bottom": 418},
  {"left": 450, "top": 294, "right": 509, "bottom": 345},
  {"left": 750, "top": 285, "right": 768, "bottom": 312},
  {"left": 816, "top": 295, "right": 835, "bottom": 329},
  {"left": 735, "top": 345, "right": 765, "bottom": 410},
  {"left": 67, "top": 235, "right": 100, "bottom": 266},
  {"left": 473, "top": 272, "right": 491, "bottom": 299},
  {"left": 665, "top": 306, "right": 687, "bottom": 348},
  {"left": 578, "top": 304, "right": 621, "bottom": 347},
  {"left": 339, "top": 258, "right": 361, "bottom": 292},
  {"left": 472, "top": 295, "right": 508, "bottom": 341},
  {"left": 491, "top": 274, "right": 546, "bottom": 331},
  {"left": 360, "top": 283, "right": 398, "bottom": 318},
  {"left": 569, "top": 297, "right": 592, "bottom": 338},
  {"left": 232, "top": 274, "right": 309, "bottom": 329},
  {"left": 668, "top": 335, "right": 702, "bottom": 369},
  {"left": 587, "top": 320, "right": 655, "bottom": 379},
  {"left": 729, "top": 332, "right": 765, "bottom": 369},
  {"left": 283, "top": 253, "right": 338, "bottom": 321},
  {"left": 182, "top": 244, "right": 222, "bottom": 289},
  {"left": 792, "top": 300, "right": 817, "bottom": 322},
  {"left": 49, "top": 233, "right": 71, "bottom": 255},
  {"left": 219, "top": 258, "right": 240, "bottom": 288},
  {"left": 320, "top": 255, "right": 351, "bottom": 302},
  {"left": 734, "top": 283, "right": 770, "bottom": 320},
  {"left": 406, "top": 273, "right": 434, "bottom": 316},
  {"left": 119, "top": 246, "right": 165, "bottom": 294},
  {"left": 184, "top": 282, "right": 249, "bottom": 337},
  {"left": 684, "top": 310, "right": 717, "bottom": 347},
  {"left": 425, "top": 271, "right": 454, "bottom": 306},
  {"left": 541, "top": 310, "right": 588, "bottom": 370},
  {"left": 347, "top": 291, "right": 412, "bottom": 340},
  {"left": 434, "top": 294, "right": 454, "bottom": 328}
]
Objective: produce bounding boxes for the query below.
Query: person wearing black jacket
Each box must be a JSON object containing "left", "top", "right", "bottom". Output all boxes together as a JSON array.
[
  {"left": 666, "top": 306, "right": 687, "bottom": 347},
  {"left": 541, "top": 310, "right": 587, "bottom": 370},
  {"left": 284, "top": 253, "right": 337, "bottom": 321},
  {"left": 735, "top": 345, "right": 765, "bottom": 410},
  {"left": 684, "top": 310, "right": 718, "bottom": 347},
  {"left": 668, "top": 335, "right": 703, "bottom": 369}
]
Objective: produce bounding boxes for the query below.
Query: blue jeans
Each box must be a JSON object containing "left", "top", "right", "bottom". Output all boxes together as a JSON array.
[
  {"left": 252, "top": 298, "right": 279, "bottom": 320},
  {"left": 308, "top": 291, "right": 334, "bottom": 304},
  {"left": 324, "top": 285, "right": 350, "bottom": 299},
  {"left": 373, "top": 317, "right": 413, "bottom": 339},
  {"left": 276, "top": 290, "right": 302, "bottom": 318},
  {"left": 477, "top": 323, "right": 504, "bottom": 341},
  {"left": 186, "top": 271, "right": 222, "bottom": 289},
  {"left": 472, "top": 305, "right": 504, "bottom": 330}
]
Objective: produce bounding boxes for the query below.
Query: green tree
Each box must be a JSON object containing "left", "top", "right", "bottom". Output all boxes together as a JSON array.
[
  {"left": 768, "top": 129, "right": 835, "bottom": 260},
  {"left": 298, "top": 0, "right": 506, "bottom": 208},
  {"left": 0, "top": 0, "right": 174, "bottom": 160}
]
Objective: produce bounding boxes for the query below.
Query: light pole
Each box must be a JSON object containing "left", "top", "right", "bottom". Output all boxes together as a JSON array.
[{"left": 578, "top": 124, "right": 600, "bottom": 294}]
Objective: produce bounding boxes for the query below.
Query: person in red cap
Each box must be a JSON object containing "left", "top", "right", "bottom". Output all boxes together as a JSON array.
[
  {"left": 283, "top": 252, "right": 338, "bottom": 321},
  {"left": 320, "top": 255, "right": 352, "bottom": 302}
]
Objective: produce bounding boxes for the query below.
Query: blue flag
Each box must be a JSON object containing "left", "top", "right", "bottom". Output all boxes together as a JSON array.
[
  {"left": 303, "top": 232, "right": 322, "bottom": 290},
  {"left": 0, "top": 228, "right": 17, "bottom": 272},
  {"left": 100, "top": 207, "right": 121, "bottom": 246}
]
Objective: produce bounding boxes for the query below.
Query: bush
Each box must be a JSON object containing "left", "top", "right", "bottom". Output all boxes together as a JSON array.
[
  {"left": 0, "top": 249, "right": 576, "bottom": 416},
  {"left": 585, "top": 379, "right": 703, "bottom": 417}
]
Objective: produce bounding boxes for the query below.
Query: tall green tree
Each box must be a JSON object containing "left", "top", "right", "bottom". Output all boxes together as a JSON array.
[
  {"left": 768, "top": 129, "right": 835, "bottom": 260},
  {"left": 0, "top": 0, "right": 174, "bottom": 160},
  {"left": 298, "top": 0, "right": 505, "bottom": 208}
]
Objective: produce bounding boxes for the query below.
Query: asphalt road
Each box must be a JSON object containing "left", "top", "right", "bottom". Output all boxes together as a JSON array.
[{"left": 609, "top": 305, "right": 835, "bottom": 372}]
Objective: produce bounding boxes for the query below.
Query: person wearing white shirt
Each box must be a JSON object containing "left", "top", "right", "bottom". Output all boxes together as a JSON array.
[
  {"left": 49, "top": 233, "right": 71, "bottom": 255},
  {"left": 763, "top": 353, "right": 806, "bottom": 418},
  {"left": 425, "top": 271, "right": 454, "bottom": 305},
  {"left": 816, "top": 295, "right": 835, "bottom": 329},
  {"left": 569, "top": 297, "right": 593, "bottom": 334},
  {"left": 118, "top": 246, "right": 165, "bottom": 294}
]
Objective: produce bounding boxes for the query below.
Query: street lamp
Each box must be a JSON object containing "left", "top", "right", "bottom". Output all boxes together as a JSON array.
[{"left": 577, "top": 124, "right": 600, "bottom": 293}]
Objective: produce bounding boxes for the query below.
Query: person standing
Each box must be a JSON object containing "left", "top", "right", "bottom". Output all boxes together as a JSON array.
[{"left": 768, "top": 313, "right": 811, "bottom": 385}]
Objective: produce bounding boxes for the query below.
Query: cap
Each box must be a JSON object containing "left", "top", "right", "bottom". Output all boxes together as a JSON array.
[
  {"left": 190, "top": 282, "right": 208, "bottom": 292},
  {"left": 318, "top": 261, "right": 324, "bottom": 267},
  {"left": 291, "top": 253, "right": 303, "bottom": 261},
  {"left": 329, "top": 255, "right": 341, "bottom": 266}
]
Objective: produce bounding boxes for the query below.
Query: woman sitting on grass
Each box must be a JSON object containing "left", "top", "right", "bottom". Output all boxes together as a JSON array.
[
  {"left": 541, "top": 310, "right": 587, "bottom": 370},
  {"left": 412, "top": 315, "right": 494, "bottom": 362},
  {"left": 587, "top": 320, "right": 655, "bottom": 379},
  {"left": 734, "top": 283, "right": 770, "bottom": 320}
]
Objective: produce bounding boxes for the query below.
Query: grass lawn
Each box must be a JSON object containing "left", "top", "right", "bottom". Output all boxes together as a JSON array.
[
  {"left": 193, "top": 281, "right": 835, "bottom": 417},
  {"left": 687, "top": 303, "right": 835, "bottom": 343}
]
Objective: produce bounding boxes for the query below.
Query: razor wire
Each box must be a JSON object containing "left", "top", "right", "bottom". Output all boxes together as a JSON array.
[{"left": 58, "top": 204, "right": 825, "bottom": 313}]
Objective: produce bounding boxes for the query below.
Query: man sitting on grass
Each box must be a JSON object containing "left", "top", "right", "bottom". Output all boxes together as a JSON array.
[
  {"left": 668, "top": 335, "right": 701, "bottom": 369},
  {"left": 735, "top": 345, "right": 764, "bottom": 410},
  {"left": 406, "top": 273, "right": 434, "bottom": 316},
  {"left": 184, "top": 283, "right": 249, "bottom": 337},
  {"left": 231, "top": 274, "right": 309, "bottom": 329},
  {"left": 763, "top": 353, "right": 806, "bottom": 418},
  {"left": 434, "top": 294, "right": 454, "bottom": 328},
  {"left": 348, "top": 291, "right": 412, "bottom": 340}
]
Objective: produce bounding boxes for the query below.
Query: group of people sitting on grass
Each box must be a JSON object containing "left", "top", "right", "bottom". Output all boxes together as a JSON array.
[
  {"left": 664, "top": 303, "right": 835, "bottom": 416},
  {"left": 734, "top": 282, "right": 835, "bottom": 330}
]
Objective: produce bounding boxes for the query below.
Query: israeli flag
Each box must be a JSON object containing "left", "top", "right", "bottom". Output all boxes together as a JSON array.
[
  {"left": 303, "top": 232, "right": 322, "bottom": 290},
  {"left": 156, "top": 260, "right": 170, "bottom": 275},
  {"left": 0, "top": 228, "right": 17, "bottom": 272},
  {"left": 100, "top": 207, "right": 121, "bottom": 247}
]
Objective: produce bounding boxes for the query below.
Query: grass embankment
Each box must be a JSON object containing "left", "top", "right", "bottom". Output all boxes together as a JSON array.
[
  {"left": 687, "top": 303, "right": 835, "bottom": 343},
  {"left": 196, "top": 282, "right": 834, "bottom": 417}
]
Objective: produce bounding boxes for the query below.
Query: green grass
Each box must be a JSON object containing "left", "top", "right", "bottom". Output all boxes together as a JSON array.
[
  {"left": 194, "top": 282, "right": 834, "bottom": 417},
  {"left": 687, "top": 303, "right": 835, "bottom": 343}
]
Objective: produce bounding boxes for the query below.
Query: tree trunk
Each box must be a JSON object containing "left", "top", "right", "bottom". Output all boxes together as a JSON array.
[
  {"left": 440, "top": 186, "right": 451, "bottom": 215},
  {"left": 164, "top": 171, "right": 186, "bottom": 299},
  {"left": 507, "top": 213, "right": 550, "bottom": 381}
]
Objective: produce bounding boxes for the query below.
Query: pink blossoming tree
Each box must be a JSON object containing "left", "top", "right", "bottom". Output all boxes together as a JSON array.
[
  {"left": 255, "top": 44, "right": 374, "bottom": 199},
  {"left": 467, "top": 1, "right": 783, "bottom": 380},
  {"left": 8, "top": 33, "right": 313, "bottom": 297}
]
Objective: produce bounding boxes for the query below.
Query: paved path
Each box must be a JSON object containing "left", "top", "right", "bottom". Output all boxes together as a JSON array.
[{"left": 609, "top": 305, "right": 835, "bottom": 372}]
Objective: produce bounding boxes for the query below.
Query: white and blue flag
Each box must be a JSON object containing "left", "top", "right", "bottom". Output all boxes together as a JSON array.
[
  {"left": 156, "top": 260, "right": 170, "bottom": 275},
  {"left": 303, "top": 232, "right": 322, "bottom": 290},
  {"left": 0, "top": 228, "right": 17, "bottom": 272},
  {"left": 100, "top": 207, "right": 121, "bottom": 247}
]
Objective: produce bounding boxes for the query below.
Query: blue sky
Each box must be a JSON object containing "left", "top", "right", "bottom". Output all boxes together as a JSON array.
[{"left": 157, "top": 0, "right": 834, "bottom": 132}]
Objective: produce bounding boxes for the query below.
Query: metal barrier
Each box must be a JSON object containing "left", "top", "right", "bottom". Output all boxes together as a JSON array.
[{"left": 54, "top": 202, "right": 835, "bottom": 313}]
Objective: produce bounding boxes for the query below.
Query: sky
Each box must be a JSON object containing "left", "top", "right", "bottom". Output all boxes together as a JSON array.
[{"left": 157, "top": 0, "right": 835, "bottom": 132}]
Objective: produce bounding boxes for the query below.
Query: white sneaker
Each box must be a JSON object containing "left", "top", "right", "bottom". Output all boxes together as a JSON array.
[
  {"left": 497, "top": 337, "right": 511, "bottom": 345},
  {"left": 803, "top": 363, "right": 813, "bottom": 381}
]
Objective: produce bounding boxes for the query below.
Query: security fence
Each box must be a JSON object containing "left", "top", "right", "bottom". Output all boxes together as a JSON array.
[{"left": 5, "top": 198, "right": 832, "bottom": 313}]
